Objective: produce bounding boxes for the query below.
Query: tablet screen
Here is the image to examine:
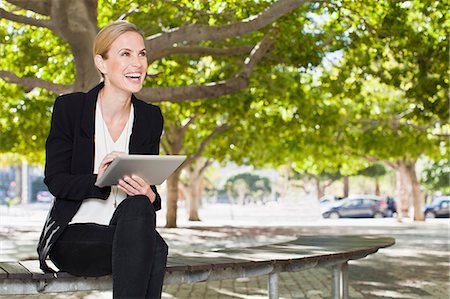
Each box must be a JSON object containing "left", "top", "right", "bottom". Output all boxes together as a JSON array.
[{"left": 96, "top": 155, "right": 186, "bottom": 187}]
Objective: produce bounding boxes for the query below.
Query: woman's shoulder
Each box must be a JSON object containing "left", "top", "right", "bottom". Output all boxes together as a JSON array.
[
  {"left": 55, "top": 83, "right": 101, "bottom": 107},
  {"left": 52, "top": 91, "right": 91, "bottom": 120},
  {"left": 132, "top": 97, "right": 164, "bottom": 132},
  {"left": 132, "top": 96, "right": 162, "bottom": 115},
  {"left": 56, "top": 91, "right": 85, "bottom": 102}
]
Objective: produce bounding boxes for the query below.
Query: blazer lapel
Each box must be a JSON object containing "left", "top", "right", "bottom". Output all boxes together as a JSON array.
[
  {"left": 129, "top": 95, "right": 147, "bottom": 153},
  {"left": 78, "top": 85, "right": 149, "bottom": 159},
  {"left": 80, "top": 83, "right": 102, "bottom": 138}
]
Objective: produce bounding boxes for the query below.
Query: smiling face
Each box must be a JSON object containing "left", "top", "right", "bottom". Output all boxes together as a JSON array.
[{"left": 95, "top": 31, "right": 148, "bottom": 94}]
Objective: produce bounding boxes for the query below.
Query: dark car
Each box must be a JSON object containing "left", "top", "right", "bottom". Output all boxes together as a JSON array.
[
  {"left": 322, "top": 196, "right": 389, "bottom": 219},
  {"left": 424, "top": 196, "right": 450, "bottom": 218}
]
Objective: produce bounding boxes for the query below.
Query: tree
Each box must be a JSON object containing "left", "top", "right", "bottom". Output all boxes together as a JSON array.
[
  {"left": 2, "top": 0, "right": 446, "bottom": 223},
  {"left": 179, "top": 158, "right": 212, "bottom": 221},
  {"left": 357, "top": 164, "right": 387, "bottom": 196},
  {"left": 217, "top": 0, "right": 449, "bottom": 220},
  {"left": 1, "top": 0, "right": 340, "bottom": 227},
  {"left": 314, "top": 0, "right": 449, "bottom": 220},
  {"left": 0, "top": 0, "right": 324, "bottom": 99},
  {"left": 160, "top": 100, "right": 230, "bottom": 227},
  {"left": 225, "top": 172, "right": 272, "bottom": 205},
  {"left": 420, "top": 158, "right": 450, "bottom": 196}
]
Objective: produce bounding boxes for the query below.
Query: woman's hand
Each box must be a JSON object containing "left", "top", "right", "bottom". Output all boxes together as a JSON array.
[
  {"left": 95, "top": 151, "right": 125, "bottom": 186},
  {"left": 117, "top": 175, "right": 156, "bottom": 203}
]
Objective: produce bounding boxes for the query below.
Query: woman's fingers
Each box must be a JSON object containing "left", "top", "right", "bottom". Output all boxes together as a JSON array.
[
  {"left": 118, "top": 175, "right": 146, "bottom": 194},
  {"left": 96, "top": 152, "right": 127, "bottom": 185},
  {"left": 117, "top": 175, "right": 155, "bottom": 202}
]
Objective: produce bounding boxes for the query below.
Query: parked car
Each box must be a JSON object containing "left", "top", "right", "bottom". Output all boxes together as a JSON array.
[
  {"left": 424, "top": 196, "right": 450, "bottom": 218},
  {"left": 322, "top": 195, "right": 389, "bottom": 219},
  {"left": 319, "top": 195, "right": 344, "bottom": 213},
  {"left": 36, "top": 191, "right": 54, "bottom": 203},
  {"left": 319, "top": 195, "right": 343, "bottom": 206}
]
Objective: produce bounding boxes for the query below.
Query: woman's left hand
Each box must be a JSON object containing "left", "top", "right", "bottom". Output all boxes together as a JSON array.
[{"left": 117, "top": 175, "right": 156, "bottom": 203}]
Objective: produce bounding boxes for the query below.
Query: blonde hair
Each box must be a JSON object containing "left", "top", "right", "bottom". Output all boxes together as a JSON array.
[{"left": 93, "top": 21, "right": 145, "bottom": 77}]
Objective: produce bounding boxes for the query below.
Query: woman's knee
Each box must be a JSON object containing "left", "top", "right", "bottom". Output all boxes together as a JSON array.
[
  {"left": 119, "top": 195, "right": 155, "bottom": 214},
  {"left": 110, "top": 195, "right": 155, "bottom": 225}
]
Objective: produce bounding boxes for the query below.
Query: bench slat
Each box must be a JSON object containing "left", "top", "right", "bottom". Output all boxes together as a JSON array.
[
  {"left": 19, "top": 260, "right": 57, "bottom": 279},
  {"left": 0, "top": 262, "right": 32, "bottom": 279},
  {"left": 0, "top": 266, "right": 7, "bottom": 279}
]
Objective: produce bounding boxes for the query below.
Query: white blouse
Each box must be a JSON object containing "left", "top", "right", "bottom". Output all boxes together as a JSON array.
[{"left": 70, "top": 103, "right": 134, "bottom": 225}]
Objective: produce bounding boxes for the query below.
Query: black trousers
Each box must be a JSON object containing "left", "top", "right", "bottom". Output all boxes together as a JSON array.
[{"left": 49, "top": 195, "right": 168, "bottom": 299}]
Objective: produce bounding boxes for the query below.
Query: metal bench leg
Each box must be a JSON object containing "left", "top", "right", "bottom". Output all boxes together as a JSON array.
[
  {"left": 342, "top": 262, "right": 349, "bottom": 298},
  {"left": 332, "top": 262, "right": 349, "bottom": 299},
  {"left": 268, "top": 272, "right": 279, "bottom": 299}
]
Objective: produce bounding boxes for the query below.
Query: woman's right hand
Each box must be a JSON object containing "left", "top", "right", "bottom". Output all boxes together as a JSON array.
[{"left": 95, "top": 151, "right": 125, "bottom": 186}]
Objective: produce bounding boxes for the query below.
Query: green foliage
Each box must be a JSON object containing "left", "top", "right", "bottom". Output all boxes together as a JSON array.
[
  {"left": 420, "top": 159, "right": 450, "bottom": 194},
  {"left": 315, "top": 0, "right": 448, "bottom": 167},
  {"left": 0, "top": 2, "right": 72, "bottom": 162},
  {"left": 0, "top": 83, "right": 53, "bottom": 163},
  {"left": 225, "top": 172, "right": 271, "bottom": 199},
  {"left": 1, "top": 0, "right": 447, "bottom": 187},
  {"left": 357, "top": 164, "right": 387, "bottom": 178},
  {"left": 0, "top": 14, "right": 74, "bottom": 83}
]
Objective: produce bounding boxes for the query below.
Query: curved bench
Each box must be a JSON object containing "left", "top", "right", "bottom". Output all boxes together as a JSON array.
[{"left": 0, "top": 235, "right": 394, "bottom": 299}]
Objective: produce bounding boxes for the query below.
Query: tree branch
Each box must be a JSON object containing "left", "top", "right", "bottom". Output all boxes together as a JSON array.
[
  {"left": 198, "top": 158, "right": 213, "bottom": 176},
  {"left": 146, "top": 0, "right": 308, "bottom": 53},
  {"left": 5, "top": 0, "right": 51, "bottom": 16},
  {"left": 118, "top": 5, "right": 138, "bottom": 20},
  {"left": 160, "top": 129, "right": 172, "bottom": 154},
  {"left": 0, "top": 70, "right": 72, "bottom": 94},
  {"left": 180, "top": 115, "right": 198, "bottom": 135},
  {"left": 184, "top": 123, "right": 231, "bottom": 166},
  {"left": 0, "top": 7, "right": 54, "bottom": 29},
  {"left": 139, "top": 33, "right": 275, "bottom": 102},
  {"left": 355, "top": 117, "right": 445, "bottom": 138},
  {"left": 149, "top": 45, "right": 254, "bottom": 61}
]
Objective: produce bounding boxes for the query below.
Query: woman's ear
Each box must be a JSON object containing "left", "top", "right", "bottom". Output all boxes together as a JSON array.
[{"left": 94, "top": 54, "right": 107, "bottom": 75}]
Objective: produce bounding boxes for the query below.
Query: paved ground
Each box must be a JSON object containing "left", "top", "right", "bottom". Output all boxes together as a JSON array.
[{"left": 0, "top": 201, "right": 449, "bottom": 298}]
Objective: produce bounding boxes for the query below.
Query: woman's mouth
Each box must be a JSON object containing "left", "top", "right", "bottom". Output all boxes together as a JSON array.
[{"left": 125, "top": 73, "right": 142, "bottom": 83}]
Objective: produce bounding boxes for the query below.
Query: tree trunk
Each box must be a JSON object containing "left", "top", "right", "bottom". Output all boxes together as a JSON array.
[
  {"left": 405, "top": 161, "right": 425, "bottom": 221},
  {"left": 374, "top": 177, "right": 380, "bottom": 196},
  {"left": 343, "top": 176, "right": 349, "bottom": 197},
  {"left": 51, "top": 0, "right": 100, "bottom": 91},
  {"left": 14, "top": 164, "right": 22, "bottom": 204},
  {"left": 183, "top": 158, "right": 211, "bottom": 221},
  {"left": 165, "top": 170, "right": 181, "bottom": 228},
  {"left": 394, "top": 161, "right": 411, "bottom": 218},
  {"left": 315, "top": 178, "right": 325, "bottom": 200},
  {"left": 187, "top": 180, "right": 201, "bottom": 221}
]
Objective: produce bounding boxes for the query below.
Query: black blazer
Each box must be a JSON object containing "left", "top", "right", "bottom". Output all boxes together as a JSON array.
[{"left": 37, "top": 82, "right": 164, "bottom": 272}]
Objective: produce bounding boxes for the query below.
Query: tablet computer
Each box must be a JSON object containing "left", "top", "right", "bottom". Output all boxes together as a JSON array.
[{"left": 95, "top": 155, "right": 186, "bottom": 187}]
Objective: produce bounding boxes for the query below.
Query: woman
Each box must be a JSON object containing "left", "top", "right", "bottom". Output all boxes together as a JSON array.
[{"left": 37, "top": 21, "right": 167, "bottom": 299}]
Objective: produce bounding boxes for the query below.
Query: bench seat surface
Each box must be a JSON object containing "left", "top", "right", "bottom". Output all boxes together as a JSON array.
[{"left": 0, "top": 235, "right": 395, "bottom": 295}]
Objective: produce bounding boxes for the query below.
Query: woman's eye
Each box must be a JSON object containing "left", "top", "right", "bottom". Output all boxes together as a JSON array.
[
  {"left": 121, "top": 52, "right": 130, "bottom": 56},
  {"left": 139, "top": 51, "right": 147, "bottom": 57}
]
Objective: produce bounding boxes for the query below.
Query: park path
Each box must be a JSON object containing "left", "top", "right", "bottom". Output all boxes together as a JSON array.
[{"left": 1, "top": 202, "right": 449, "bottom": 298}]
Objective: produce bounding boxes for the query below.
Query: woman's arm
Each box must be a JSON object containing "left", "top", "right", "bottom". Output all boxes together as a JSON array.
[
  {"left": 44, "top": 96, "right": 111, "bottom": 200},
  {"left": 148, "top": 106, "right": 163, "bottom": 211}
]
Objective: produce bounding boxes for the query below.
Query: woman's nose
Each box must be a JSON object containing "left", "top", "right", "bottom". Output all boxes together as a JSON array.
[{"left": 131, "top": 55, "right": 143, "bottom": 67}]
